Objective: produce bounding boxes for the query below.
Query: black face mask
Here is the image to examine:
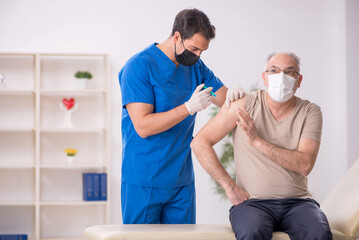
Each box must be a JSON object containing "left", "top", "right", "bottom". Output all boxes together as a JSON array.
[{"left": 174, "top": 40, "right": 200, "bottom": 66}]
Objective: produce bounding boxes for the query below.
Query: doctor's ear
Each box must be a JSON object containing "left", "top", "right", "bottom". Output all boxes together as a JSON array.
[{"left": 173, "top": 31, "right": 182, "bottom": 43}]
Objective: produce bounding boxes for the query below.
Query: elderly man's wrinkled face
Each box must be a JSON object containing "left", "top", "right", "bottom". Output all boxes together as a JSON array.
[
  {"left": 262, "top": 54, "right": 303, "bottom": 103},
  {"left": 266, "top": 54, "right": 300, "bottom": 78}
]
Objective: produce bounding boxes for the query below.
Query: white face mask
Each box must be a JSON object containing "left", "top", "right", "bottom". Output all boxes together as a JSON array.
[{"left": 267, "top": 72, "right": 297, "bottom": 103}]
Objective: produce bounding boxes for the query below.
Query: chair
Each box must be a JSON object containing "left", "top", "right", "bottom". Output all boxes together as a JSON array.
[{"left": 320, "top": 158, "right": 359, "bottom": 240}]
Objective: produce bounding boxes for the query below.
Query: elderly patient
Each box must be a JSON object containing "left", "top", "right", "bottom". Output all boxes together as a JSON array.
[{"left": 191, "top": 52, "right": 332, "bottom": 240}]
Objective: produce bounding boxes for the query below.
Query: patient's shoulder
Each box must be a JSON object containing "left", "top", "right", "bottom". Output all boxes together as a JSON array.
[
  {"left": 217, "top": 90, "right": 262, "bottom": 118},
  {"left": 219, "top": 97, "right": 246, "bottom": 118},
  {"left": 246, "top": 89, "right": 262, "bottom": 107},
  {"left": 224, "top": 89, "right": 261, "bottom": 113},
  {"left": 229, "top": 97, "right": 246, "bottom": 109}
]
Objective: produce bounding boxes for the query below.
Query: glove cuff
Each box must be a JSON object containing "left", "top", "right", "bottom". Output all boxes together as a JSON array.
[{"left": 185, "top": 101, "right": 195, "bottom": 115}]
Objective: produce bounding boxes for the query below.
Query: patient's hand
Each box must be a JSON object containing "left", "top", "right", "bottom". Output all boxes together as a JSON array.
[
  {"left": 225, "top": 184, "right": 250, "bottom": 205},
  {"left": 236, "top": 106, "right": 259, "bottom": 146}
]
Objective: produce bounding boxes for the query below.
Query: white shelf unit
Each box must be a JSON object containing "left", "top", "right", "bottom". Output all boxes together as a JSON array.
[{"left": 0, "top": 53, "right": 110, "bottom": 240}]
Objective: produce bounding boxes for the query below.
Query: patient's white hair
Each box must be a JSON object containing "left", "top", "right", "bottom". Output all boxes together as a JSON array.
[{"left": 265, "top": 51, "right": 301, "bottom": 72}]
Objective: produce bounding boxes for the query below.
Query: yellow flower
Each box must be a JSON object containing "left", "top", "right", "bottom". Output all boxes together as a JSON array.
[{"left": 64, "top": 148, "right": 78, "bottom": 156}]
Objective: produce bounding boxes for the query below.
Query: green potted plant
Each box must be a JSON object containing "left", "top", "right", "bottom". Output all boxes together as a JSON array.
[{"left": 74, "top": 71, "right": 93, "bottom": 90}]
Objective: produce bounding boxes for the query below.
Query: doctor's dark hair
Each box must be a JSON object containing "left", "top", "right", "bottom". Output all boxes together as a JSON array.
[{"left": 171, "top": 8, "right": 216, "bottom": 40}]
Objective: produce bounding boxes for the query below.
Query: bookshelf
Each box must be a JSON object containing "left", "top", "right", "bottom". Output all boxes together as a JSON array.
[{"left": 0, "top": 53, "right": 110, "bottom": 240}]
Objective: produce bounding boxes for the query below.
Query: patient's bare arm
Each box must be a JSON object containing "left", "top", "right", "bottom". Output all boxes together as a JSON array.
[{"left": 191, "top": 99, "right": 250, "bottom": 205}]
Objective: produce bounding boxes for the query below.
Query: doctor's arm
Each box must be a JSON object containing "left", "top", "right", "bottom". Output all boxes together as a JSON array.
[
  {"left": 126, "top": 84, "right": 214, "bottom": 138},
  {"left": 211, "top": 86, "right": 227, "bottom": 107},
  {"left": 191, "top": 99, "right": 250, "bottom": 205},
  {"left": 236, "top": 107, "right": 320, "bottom": 176},
  {"left": 126, "top": 102, "right": 189, "bottom": 138}
]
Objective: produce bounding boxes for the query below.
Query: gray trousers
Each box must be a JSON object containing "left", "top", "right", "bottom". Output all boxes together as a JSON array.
[{"left": 229, "top": 198, "right": 333, "bottom": 240}]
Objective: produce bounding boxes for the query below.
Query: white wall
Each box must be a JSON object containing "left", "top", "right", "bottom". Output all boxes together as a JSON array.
[
  {"left": 346, "top": 0, "right": 359, "bottom": 168},
  {"left": 0, "top": 0, "right": 356, "bottom": 224}
]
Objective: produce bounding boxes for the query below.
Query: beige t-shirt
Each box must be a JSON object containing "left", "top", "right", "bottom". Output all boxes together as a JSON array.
[{"left": 233, "top": 90, "right": 323, "bottom": 199}]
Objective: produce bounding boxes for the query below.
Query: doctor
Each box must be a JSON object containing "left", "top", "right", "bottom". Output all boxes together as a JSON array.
[{"left": 119, "top": 8, "right": 243, "bottom": 224}]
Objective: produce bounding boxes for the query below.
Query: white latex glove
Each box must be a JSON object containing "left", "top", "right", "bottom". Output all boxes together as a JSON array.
[
  {"left": 185, "top": 84, "right": 213, "bottom": 115},
  {"left": 225, "top": 86, "right": 246, "bottom": 108}
]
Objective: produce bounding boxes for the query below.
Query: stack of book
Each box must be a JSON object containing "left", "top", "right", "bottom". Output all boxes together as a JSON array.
[
  {"left": 83, "top": 173, "right": 107, "bottom": 201},
  {"left": 0, "top": 235, "right": 27, "bottom": 240}
]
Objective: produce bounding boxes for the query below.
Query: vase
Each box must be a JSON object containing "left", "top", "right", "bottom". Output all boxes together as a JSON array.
[
  {"left": 63, "top": 111, "right": 73, "bottom": 128},
  {"left": 76, "top": 78, "right": 88, "bottom": 90},
  {"left": 67, "top": 156, "right": 75, "bottom": 165}
]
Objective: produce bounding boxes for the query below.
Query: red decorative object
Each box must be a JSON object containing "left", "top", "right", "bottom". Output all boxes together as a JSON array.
[{"left": 62, "top": 98, "right": 75, "bottom": 110}]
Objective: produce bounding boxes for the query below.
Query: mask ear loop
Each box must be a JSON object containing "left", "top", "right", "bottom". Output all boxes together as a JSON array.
[
  {"left": 293, "top": 74, "right": 300, "bottom": 88},
  {"left": 296, "top": 73, "right": 301, "bottom": 86},
  {"left": 181, "top": 39, "right": 186, "bottom": 50},
  {"left": 174, "top": 39, "right": 183, "bottom": 57},
  {"left": 174, "top": 31, "right": 182, "bottom": 56},
  {"left": 174, "top": 37, "right": 186, "bottom": 56}
]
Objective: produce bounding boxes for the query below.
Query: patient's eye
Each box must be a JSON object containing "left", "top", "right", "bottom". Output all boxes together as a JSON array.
[
  {"left": 269, "top": 68, "right": 279, "bottom": 74},
  {"left": 285, "top": 70, "right": 295, "bottom": 75}
]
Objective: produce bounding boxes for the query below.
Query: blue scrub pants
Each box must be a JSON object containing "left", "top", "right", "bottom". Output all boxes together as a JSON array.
[
  {"left": 121, "top": 182, "right": 196, "bottom": 224},
  {"left": 229, "top": 198, "right": 332, "bottom": 240}
]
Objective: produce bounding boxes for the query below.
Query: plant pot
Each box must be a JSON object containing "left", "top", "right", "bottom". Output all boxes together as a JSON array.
[
  {"left": 67, "top": 156, "right": 75, "bottom": 165},
  {"left": 76, "top": 78, "right": 88, "bottom": 90}
]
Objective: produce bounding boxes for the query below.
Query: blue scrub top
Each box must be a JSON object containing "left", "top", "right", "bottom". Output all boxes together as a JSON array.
[{"left": 119, "top": 43, "right": 224, "bottom": 188}]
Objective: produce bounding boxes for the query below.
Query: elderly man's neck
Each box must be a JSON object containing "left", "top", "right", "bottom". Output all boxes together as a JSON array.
[{"left": 265, "top": 92, "right": 297, "bottom": 121}]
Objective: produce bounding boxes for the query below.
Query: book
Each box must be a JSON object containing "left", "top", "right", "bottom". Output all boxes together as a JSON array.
[
  {"left": 83, "top": 173, "right": 107, "bottom": 201},
  {"left": 0, "top": 235, "right": 28, "bottom": 240},
  {"left": 100, "top": 173, "right": 107, "bottom": 201},
  {"left": 83, "top": 173, "right": 94, "bottom": 201},
  {"left": 93, "top": 173, "right": 100, "bottom": 201}
]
